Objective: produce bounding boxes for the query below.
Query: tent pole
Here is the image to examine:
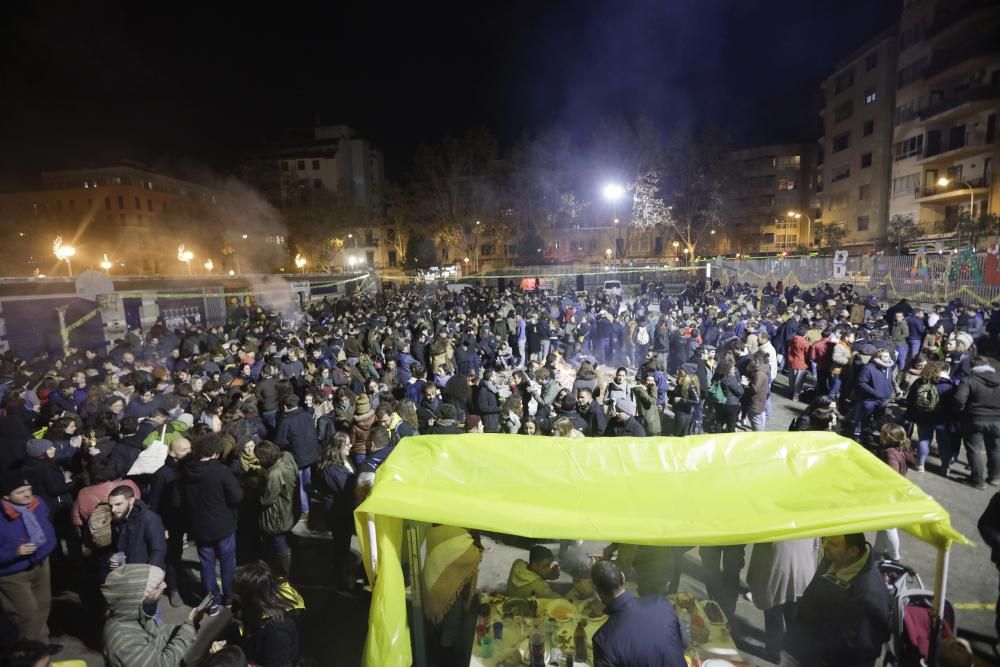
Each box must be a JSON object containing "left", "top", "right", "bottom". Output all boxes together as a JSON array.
[
  {"left": 366, "top": 515, "right": 379, "bottom": 579},
  {"left": 928, "top": 545, "right": 950, "bottom": 667}
]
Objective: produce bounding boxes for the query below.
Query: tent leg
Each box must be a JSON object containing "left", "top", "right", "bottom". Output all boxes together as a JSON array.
[
  {"left": 366, "top": 515, "right": 379, "bottom": 579},
  {"left": 406, "top": 523, "right": 427, "bottom": 667},
  {"left": 928, "top": 546, "right": 950, "bottom": 667}
]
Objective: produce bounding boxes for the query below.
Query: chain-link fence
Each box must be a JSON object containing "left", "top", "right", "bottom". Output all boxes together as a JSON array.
[{"left": 715, "top": 252, "right": 1000, "bottom": 305}]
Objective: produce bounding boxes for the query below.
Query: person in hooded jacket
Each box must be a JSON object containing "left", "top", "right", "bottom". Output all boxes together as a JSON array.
[
  {"left": 179, "top": 433, "right": 243, "bottom": 615},
  {"left": 476, "top": 370, "right": 501, "bottom": 433},
  {"left": 313, "top": 432, "right": 357, "bottom": 591},
  {"left": 20, "top": 439, "right": 73, "bottom": 520},
  {"left": 603, "top": 398, "right": 646, "bottom": 437},
  {"left": 145, "top": 436, "right": 190, "bottom": 607},
  {"left": 851, "top": 348, "right": 895, "bottom": 438},
  {"left": 954, "top": 356, "right": 1000, "bottom": 490},
  {"left": 272, "top": 394, "right": 320, "bottom": 518},
  {"left": 101, "top": 563, "right": 198, "bottom": 667},
  {"left": 229, "top": 561, "right": 304, "bottom": 667},
  {"left": 350, "top": 393, "right": 377, "bottom": 464},
  {"left": 253, "top": 441, "right": 298, "bottom": 578}
]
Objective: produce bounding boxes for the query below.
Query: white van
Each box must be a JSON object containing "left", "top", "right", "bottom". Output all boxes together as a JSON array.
[{"left": 602, "top": 280, "right": 623, "bottom": 296}]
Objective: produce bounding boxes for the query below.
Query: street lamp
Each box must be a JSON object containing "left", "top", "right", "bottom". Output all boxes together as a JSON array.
[
  {"left": 100, "top": 254, "right": 113, "bottom": 274},
  {"left": 177, "top": 244, "right": 194, "bottom": 275},
  {"left": 204, "top": 259, "right": 214, "bottom": 272},
  {"left": 936, "top": 177, "right": 976, "bottom": 215},
  {"left": 53, "top": 237, "right": 75, "bottom": 277},
  {"left": 603, "top": 183, "right": 625, "bottom": 264},
  {"left": 787, "top": 210, "right": 813, "bottom": 248},
  {"left": 294, "top": 253, "right": 307, "bottom": 274},
  {"left": 605, "top": 248, "right": 613, "bottom": 264},
  {"left": 348, "top": 256, "right": 357, "bottom": 269}
]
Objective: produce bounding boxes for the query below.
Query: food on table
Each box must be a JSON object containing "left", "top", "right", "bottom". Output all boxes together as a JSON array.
[
  {"left": 702, "top": 600, "right": 727, "bottom": 624},
  {"left": 582, "top": 597, "right": 606, "bottom": 619},
  {"left": 673, "top": 592, "right": 697, "bottom": 612},
  {"left": 546, "top": 599, "right": 577, "bottom": 622},
  {"left": 501, "top": 598, "right": 530, "bottom": 617},
  {"left": 690, "top": 622, "right": 711, "bottom": 645}
]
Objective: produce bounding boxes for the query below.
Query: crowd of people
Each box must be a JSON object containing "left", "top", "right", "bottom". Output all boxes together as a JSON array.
[{"left": 0, "top": 275, "right": 997, "bottom": 666}]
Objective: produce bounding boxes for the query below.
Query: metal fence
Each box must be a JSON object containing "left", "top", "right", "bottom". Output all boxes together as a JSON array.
[{"left": 715, "top": 252, "right": 1000, "bottom": 305}]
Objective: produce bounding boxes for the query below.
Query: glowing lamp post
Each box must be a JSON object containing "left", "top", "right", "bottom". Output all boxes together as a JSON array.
[
  {"left": 294, "top": 253, "right": 307, "bottom": 274},
  {"left": 99, "top": 254, "right": 113, "bottom": 275},
  {"left": 177, "top": 244, "right": 194, "bottom": 275},
  {"left": 53, "top": 237, "right": 76, "bottom": 277},
  {"left": 204, "top": 259, "right": 214, "bottom": 272},
  {"left": 603, "top": 183, "right": 625, "bottom": 265}
]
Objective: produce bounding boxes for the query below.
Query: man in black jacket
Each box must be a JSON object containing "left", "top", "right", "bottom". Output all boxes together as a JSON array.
[
  {"left": 273, "top": 394, "right": 320, "bottom": 518},
  {"left": 254, "top": 364, "right": 281, "bottom": 433},
  {"left": 179, "top": 433, "right": 243, "bottom": 616},
  {"left": 954, "top": 357, "right": 1000, "bottom": 489},
  {"left": 576, "top": 388, "right": 608, "bottom": 437},
  {"left": 783, "top": 533, "right": 891, "bottom": 667},
  {"left": 145, "top": 437, "right": 190, "bottom": 607},
  {"left": 603, "top": 398, "right": 646, "bottom": 437},
  {"left": 978, "top": 490, "right": 1000, "bottom": 645},
  {"left": 108, "top": 485, "right": 166, "bottom": 572}
]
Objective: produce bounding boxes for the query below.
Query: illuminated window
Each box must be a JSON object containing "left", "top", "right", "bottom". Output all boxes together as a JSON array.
[{"left": 864, "top": 89, "right": 877, "bottom": 105}]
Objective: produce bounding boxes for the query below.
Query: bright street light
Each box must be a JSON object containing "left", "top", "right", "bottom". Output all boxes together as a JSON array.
[
  {"left": 602, "top": 184, "right": 625, "bottom": 201},
  {"left": 100, "top": 254, "right": 113, "bottom": 274},
  {"left": 53, "top": 236, "right": 76, "bottom": 277},
  {"left": 204, "top": 259, "right": 214, "bottom": 272},
  {"left": 177, "top": 244, "right": 194, "bottom": 275},
  {"left": 787, "top": 210, "right": 813, "bottom": 248},
  {"left": 294, "top": 253, "right": 307, "bottom": 273},
  {"left": 228, "top": 270, "right": 235, "bottom": 276}
]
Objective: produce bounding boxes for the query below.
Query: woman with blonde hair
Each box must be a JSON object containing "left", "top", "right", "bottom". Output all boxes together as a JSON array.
[{"left": 552, "top": 415, "right": 584, "bottom": 439}]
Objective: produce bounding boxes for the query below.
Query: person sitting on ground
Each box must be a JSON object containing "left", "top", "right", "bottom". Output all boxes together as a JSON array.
[
  {"left": 506, "top": 545, "right": 561, "bottom": 599},
  {"left": 224, "top": 561, "right": 304, "bottom": 667}
]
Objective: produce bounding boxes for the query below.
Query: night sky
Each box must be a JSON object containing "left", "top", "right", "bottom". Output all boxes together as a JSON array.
[{"left": 0, "top": 1, "right": 900, "bottom": 185}]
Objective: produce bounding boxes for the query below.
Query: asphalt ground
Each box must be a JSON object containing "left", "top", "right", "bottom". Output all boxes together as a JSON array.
[{"left": 48, "top": 368, "right": 1000, "bottom": 665}]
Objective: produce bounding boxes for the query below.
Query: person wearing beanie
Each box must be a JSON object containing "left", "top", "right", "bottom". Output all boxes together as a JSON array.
[
  {"left": 604, "top": 397, "right": 646, "bottom": 437},
  {"left": 351, "top": 392, "right": 378, "bottom": 465},
  {"left": 273, "top": 393, "right": 320, "bottom": 519},
  {"left": 464, "top": 414, "right": 483, "bottom": 433},
  {"left": 102, "top": 563, "right": 198, "bottom": 667},
  {"left": 0, "top": 472, "right": 58, "bottom": 649}
]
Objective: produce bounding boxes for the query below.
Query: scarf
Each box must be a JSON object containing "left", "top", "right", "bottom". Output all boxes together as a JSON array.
[
  {"left": 422, "top": 525, "right": 481, "bottom": 624},
  {"left": 11, "top": 503, "right": 46, "bottom": 549},
  {"left": 827, "top": 545, "right": 870, "bottom": 584}
]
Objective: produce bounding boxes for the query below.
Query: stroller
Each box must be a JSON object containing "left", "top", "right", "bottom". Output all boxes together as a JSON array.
[{"left": 878, "top": 560, "right": 957, "bottom": 667}]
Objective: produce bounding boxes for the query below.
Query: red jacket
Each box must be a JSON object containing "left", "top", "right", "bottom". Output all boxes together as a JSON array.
[
  {"left": 786, "top": 335, "right": 810, "bottom": 370},
  {"left": 807, "top": 337, "right": 835, "bottom": 372}
]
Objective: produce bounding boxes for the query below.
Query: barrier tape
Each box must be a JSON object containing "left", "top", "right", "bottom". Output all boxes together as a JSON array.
[
  {"left": 64, "top": 307, "right": 101, "bottom": 334},
  {"left": 380, "top": 264, "right": 706, "bottom": 282},
  {"left": 108, "top": 274, "right": 369, "bottom": 300}
]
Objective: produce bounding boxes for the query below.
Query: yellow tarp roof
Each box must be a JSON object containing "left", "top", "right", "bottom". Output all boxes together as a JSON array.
[{"left": 355, "top": 432, "right": 970, "bottom": 666}]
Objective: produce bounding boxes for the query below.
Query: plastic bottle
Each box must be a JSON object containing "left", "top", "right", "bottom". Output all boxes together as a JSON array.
[
  {"left": 573, "top": 620, "right": 588, "bottom": 661},
  {"left": 528, "top": 591, "right": 538, "bottom": 618}
]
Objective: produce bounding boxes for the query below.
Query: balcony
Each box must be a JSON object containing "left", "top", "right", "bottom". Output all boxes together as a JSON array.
[
  {"left": 917, "top": 176, "right": 990, "bottom": 201},
  {"left": 924, "top": 0, "right": 1000, "bottom": 41},
  {"left": 918, "top": 129, "right": 994, "bottom": 164},
  {"left": 923, "top": 36, "right": 1000, "bottom": 83},
  {"left": 918, "top": 85, "right": 1000, "bottom": 123}
]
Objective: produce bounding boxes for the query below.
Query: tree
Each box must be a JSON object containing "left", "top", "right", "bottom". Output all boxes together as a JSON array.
[
  {"left": 658, "top": 127, "right": 733, "bottom": 261},
  {"left": 956, "top": 211, "right": 1000, "bottom": 250},
  {"left": 517, "top": 229, "right": 546, "bottom": 264},
  {"left": 887, "top": 214, "right": 922, "bottom": 254},
  {"left": 281, "top": 182, "right": 365, "bottom": 272},
  {"left": 814, "top": 221, "right": 847, "bottom": 249},
  {"left": 404, "top": 235, "right": 437, "bottom": 270}
]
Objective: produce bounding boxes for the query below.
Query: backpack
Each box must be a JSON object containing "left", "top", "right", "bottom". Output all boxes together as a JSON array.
[
  {"left": 832, "top": 343, "right": 850, "bottom": 366},
  {"left": 86, "top": 490, "right": 114, "bottom": 549},
  {"left": 707, "top": 381, "right": 727, "bottom": 405},
  {"left": 913, "top": 381, "right": 940, "bottom": 413},
  {"left": 635, "top": 326, "right": 650, "bottom": 346}
]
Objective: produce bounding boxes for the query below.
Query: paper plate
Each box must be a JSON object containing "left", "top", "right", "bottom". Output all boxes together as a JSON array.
[{"left": 701, "top": 659, "right": 736, "bottom": 667}]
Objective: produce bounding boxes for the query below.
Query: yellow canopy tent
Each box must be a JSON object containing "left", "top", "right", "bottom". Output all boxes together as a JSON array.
[{"left": 354, "top": 431, "right": 972, "bottom": 667}]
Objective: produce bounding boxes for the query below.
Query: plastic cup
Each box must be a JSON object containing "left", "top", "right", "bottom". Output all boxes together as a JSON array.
[
  {"left": 480, "top": 635, "right": 493, "bottom": 658},
  {"left": 493, "top": 621, "right": 503, "bottom": 640}
]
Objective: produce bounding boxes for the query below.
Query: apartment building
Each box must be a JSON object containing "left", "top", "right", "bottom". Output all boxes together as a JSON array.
[
  {"left": 816, "top": 29, "right": 898, "bottom": 250},
  {"left": 726, "top": 144, "right": 816, "bottom": 253},
  {"left": 889, "top": 0, "right": 999, "bottom": 247}
]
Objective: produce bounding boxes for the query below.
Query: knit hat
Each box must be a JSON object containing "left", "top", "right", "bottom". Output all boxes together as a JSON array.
[
  {"left": 176, "top": 413, "right": 194, "bottom": 428},
  {"left": 465, "top": 415, "right": 482, "bottom": 431},
  {"left": 614, "top": 398, "right": 636, "bottom": 416},
  {"left": 26, "top": 439, "right": 53, "bottom": 459},
  {"left": 953, "top": 331, "right": 974, "bottom": 351},
  {"left": 355, "top": 393, "right": 371, "bottom": 415},
  {"left": 0, "top": 471, "right": 31, "bottom": 496}
]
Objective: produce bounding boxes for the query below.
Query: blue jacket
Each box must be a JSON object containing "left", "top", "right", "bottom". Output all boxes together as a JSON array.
[
  {"left": 855, "top": 360, "right": 894, "bottom": 402},
  {"left": 592, "top": 591, "right": 686, "bottom": 667},
  {"left": 113, "top": 500, "right": 167, "bottom": 570},
  {"left": 905, "top": 314, "right": 926, "bottom": 342},
  {"left": 0, "top": 497, "right": 57, "bottom": 576}
]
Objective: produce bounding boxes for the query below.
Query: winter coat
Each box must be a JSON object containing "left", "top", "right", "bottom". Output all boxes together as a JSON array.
[
  {"left": 954, "top": 363, "right": 1000, "bottom": 426},
  {"left": 578, "top": 400, "right": 609, "bottom": 437},
  {"left": 747, "top": 539, "right": 815, "bottom": 611},
  {"left": 784, "top": 547, "right": 892, "bottom": 666},
  {"left": 476, "top": 383, "right": 501, "bottom": 433},
  {"left": 20, "top": 457, "right": 73, "bottom": 515},
  {"left": 855, "top": 360, "right": 894, "bottom": 402},
  {"left": 785, "top": 335, "right": 810, "bottom": 370},
  {"left": 260, "top": 452, "right": 299, "bottom": 535},
  {"left": 241, "top": 614, "right": 300, "bottom": 667},
  {"left": 807, "top": 338, "right": 835, "bottom": 372},
  {"left": 0, "top": 497, "right": 57, "bottom": 576},
  {"left": 603, "top": 416, "right": 646, "bottom": 437},
  {"left": 742, "top": 367, "right": 769, "bottom": 415},
  {"left": 113, "top": 500, "right": 167, "bottom": 569},
  {"left": 72, "top": 479, "right": 141, "bottom": 527},
  {"left": 505, "top": 559, "right": 558, "bottom": 598},
  {"left": 716, "top": 369, "right": 744, "bottom": 406},
  {"left": 273, "top": 408, "right": 320, "bottom": 468},
  {"left": 631, "top": 385, "right": 661, "bottom": 437},
  {"left": 146, "top": 457, "right": 183, "bottom": 529},
  {"left": 592, "top": 590, "right": 686, "bottom": 667},
  {"left": 179, "top": 458, "right": 243, "bottom": 543},
  {"left": 905, "top": 314, "right": 926, "bottom": 342},
  {"left": 904, "top": 377, "right": 957, "bottom": 425},
  {"left": 350, "top": 409, "right": 377, "bottom": 458},
  {"left": 102, "top": 564, "right": 196, "bottom": 667},
  {"left": 978, "top": 491, "right": 1000, "bottom": 564}
]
